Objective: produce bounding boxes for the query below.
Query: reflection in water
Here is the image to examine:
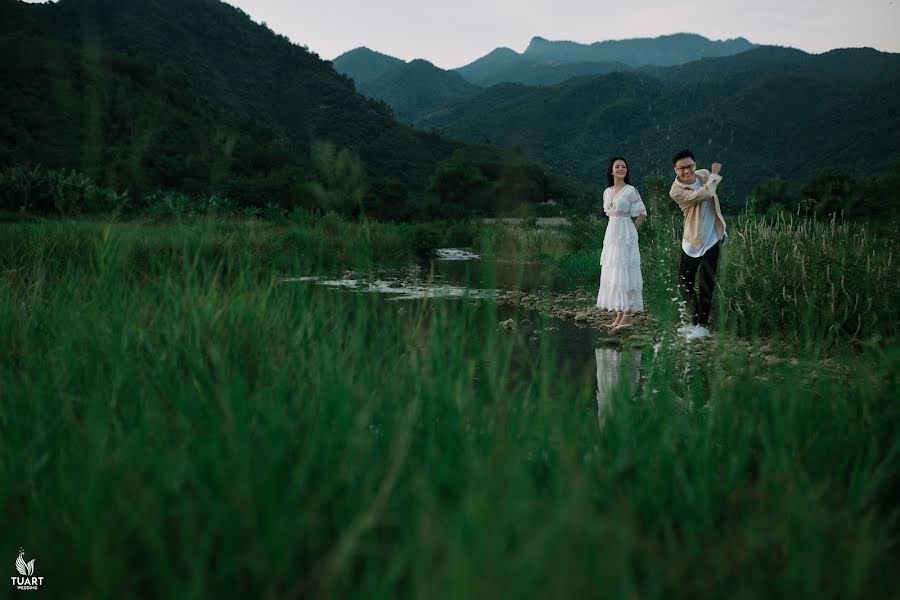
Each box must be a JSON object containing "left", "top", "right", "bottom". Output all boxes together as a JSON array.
[
  {"left": 595, "top": 347, "right": 642, "bottom": 425},
  {"left": 282, "top": 276, "right": 495, "bottom": 300},
  {"left": 435, "top": 248, "right": 481, "bottom": 261},
  {"left": 284, "top": 247, "right": 550, "bottom": 298},
  {"left": 431, "top": 255, "right": 550, "bottom": 292}
]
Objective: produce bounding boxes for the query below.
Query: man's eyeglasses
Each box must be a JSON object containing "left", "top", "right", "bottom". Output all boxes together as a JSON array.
[{"left": 675, "top": 163, "right": 696, "bottom": 173}]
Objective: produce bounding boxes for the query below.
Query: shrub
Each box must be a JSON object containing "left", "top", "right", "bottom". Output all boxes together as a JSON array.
[{"left": 0, "top": 165, "right": 127, "bottom": 215}]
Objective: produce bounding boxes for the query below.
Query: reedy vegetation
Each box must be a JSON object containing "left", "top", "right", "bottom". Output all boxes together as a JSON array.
[{"left": 0, "top": 215, "right": 897, "bottom": 598}]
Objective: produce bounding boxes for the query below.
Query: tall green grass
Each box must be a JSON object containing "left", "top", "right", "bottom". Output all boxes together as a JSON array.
[
  {"left": 717, "top": 212, "right": 899, "bottom": 340},
  {"left": 477, "top": 213, "right": 899, "bottom": 341},
  {"left": 0, "top": 219, "right": 898, "bottom": 598},
  {"left": 0, "top": 217, "right": 479, "bottom": 281}
]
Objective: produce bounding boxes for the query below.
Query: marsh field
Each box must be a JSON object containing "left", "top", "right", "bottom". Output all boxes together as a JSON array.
[{"left": 1, "top": 209, "right": 898, "bottom": 599}]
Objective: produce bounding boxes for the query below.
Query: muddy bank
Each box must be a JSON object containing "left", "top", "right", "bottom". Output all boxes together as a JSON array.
[
  {"left": 494, "top": 288, "right": 658, "bottom": 331},
  {"left": 492, "top": 287, "right": 853, "bottom": 384}
]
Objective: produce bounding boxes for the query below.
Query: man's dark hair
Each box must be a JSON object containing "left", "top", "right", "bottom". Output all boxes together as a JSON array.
[{"left": 672, "top": 149, "right": 695, "bottom": 166}]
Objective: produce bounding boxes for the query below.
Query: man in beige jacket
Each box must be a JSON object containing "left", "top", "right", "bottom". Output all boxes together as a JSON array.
[{"left": 669, "top": 149, "right": 727, "bottom": 339}]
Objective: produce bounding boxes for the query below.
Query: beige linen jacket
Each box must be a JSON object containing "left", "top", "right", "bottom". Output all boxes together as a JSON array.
[{"left": 669, "top": 169, "right": 726, "bottom": 248}]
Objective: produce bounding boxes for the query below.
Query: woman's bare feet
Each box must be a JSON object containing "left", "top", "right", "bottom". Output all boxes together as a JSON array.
[
  {"left": 614, "top": 313, "right": 632, "bottom": 330},
  {"left": 608, "top": 311, "right": 624, "bottom": 329}
]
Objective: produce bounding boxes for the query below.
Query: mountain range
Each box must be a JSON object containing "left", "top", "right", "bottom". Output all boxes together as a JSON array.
[
  {"left": 2, "top": 0, "right": 577, "bottom": 218},
  {"left": 335, "top": 33, "right": 757, "bottom": 89},
  {"left": 3, "top": 0, "right": 899, "bottom": 217},
  {"left": 334, "top": 39, "right": 900, "bottom": 203},
  {"left": 18, "top": 0, "right": 459, "bottom": 189}
]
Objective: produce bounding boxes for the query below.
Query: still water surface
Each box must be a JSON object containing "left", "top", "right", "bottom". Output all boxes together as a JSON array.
[{"left": 287, "top": 249, "right": 646, "bottom": 418}]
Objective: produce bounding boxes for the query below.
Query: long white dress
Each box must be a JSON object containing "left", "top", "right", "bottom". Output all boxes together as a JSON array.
[{"left": 596, "top": 184, "right": 647, "bottom": 312}]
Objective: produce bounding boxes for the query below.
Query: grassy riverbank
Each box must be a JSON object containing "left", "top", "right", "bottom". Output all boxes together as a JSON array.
[{"left": 1, "top": 217, "right": 897, "bottom": 598}]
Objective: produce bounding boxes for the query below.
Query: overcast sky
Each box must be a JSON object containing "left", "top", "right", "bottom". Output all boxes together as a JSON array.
[
  {"left": 22, "top": 0, "right": 900, "bottom": 68},
  {"left": 218, "top": 0, "right": 899, "bottom": 68}
]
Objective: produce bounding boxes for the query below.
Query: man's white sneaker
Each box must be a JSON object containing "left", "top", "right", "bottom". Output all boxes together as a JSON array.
[
  {"left": 677, "top": 324, "right": 695, "bottom": 335},
  {"left": 686, "top": 325, "right": 711, "bottom": 340}
]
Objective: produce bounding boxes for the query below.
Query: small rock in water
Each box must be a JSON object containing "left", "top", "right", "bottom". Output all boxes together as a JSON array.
[
  {"left": 388, "top": 281, "right": 403, "bottom": 288},
  {"left": 499, "top": 319, "right": 517, "bottom": 331},
  {"left": 575, "top": 312, "right": 589, "bottom": 322}
]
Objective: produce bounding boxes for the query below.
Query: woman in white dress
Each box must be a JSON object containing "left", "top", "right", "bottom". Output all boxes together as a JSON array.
[{"left": 596, "top": 157, "right": 647, "bottom": 329}]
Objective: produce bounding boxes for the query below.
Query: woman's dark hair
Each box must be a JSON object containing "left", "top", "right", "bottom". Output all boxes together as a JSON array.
[
  {"left": 606, "top": 156, "right": 630, "bottom": 187},
  {"left": 672, "top": 149, "right": 695, "bottom": 166}
]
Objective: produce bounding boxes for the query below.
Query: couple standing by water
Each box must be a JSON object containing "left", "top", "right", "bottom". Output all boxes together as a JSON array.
[{"left": 597, "top": 149, "right": 726, "bottom": 339}]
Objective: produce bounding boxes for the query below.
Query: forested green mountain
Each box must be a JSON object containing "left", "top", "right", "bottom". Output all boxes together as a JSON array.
[
  {"left": 454, "top": 34, "right": 755, "bottom": 86},
  {"left": 416, "top": 46, "right": 900, "bottom": 205},
  {"left": 332, "top": 48, "right": 485, "bottom": 123},
  {"left": 7, "top": 0, "right": 895, "bottom": 218},
  {"left": 1, "top": 0, "right": 315, "bottom": 207},
  {"left": 20, "top": 0, "right": 459, "bottom": 192},
  {"left": 520, "top": 34, "right": 757, "bottom": 67},
  {"left": 645, "top": 45, "right": 900, "bottom": 87},
  {"left": 335, "top": 34, "right": 753, "bottom": 92},
  {"left": 331, "top": 47, "right": 407, "bottom": 87},
  {"left": 355, "top": 60, "right": 479, "bottom": 124},
  {"left": 451, "top": 47, "right": 628, "bottom": 87},
  {"left": 333, "top": 34, "right": 761, "bottom": 125},
  {"left": 2, "top": 0, "right": 582, "bottom": 218}
]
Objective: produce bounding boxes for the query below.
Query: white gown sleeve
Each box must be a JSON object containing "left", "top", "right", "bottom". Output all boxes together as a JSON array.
[{"left": 629, "top": 187, "right": 647, "bottom": 217}]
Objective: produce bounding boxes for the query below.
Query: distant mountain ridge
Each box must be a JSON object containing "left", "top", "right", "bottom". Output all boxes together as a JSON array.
[
  {"left": 332, "top": 39, "right": 900, "bottom": 202},
  {"left": 454, "top": 49, "right": 628, "bottom": 87},
  {"left": 336, "top": 33, "right": 758, "bottom": 90},
  {"left": 521, "top": 33, "right": 756, "bottom": 66},
  {"left": 331, "top": 47, "right": 406, "bottom": 87},
  {"left": 415, "top": 45, "right": 900, "bottom": 203},
  {"left": 333, "top": 33, "right": 760, "bottom": 114},
  {"left": 454, "top": 33, "right": 757, "bottom": 86},
  {"left": 356, "top": 59, "right": 479, "bottom": 123}
]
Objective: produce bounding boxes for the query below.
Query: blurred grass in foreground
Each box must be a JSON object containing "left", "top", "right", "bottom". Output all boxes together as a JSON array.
[{"left": 0, "top": 218, "right": 897, "bottom": 598}]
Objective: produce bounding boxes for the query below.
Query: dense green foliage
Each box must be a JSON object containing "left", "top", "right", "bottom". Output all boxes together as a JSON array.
[
  {"left": 416, "top": 46, "right": 900, "bottom": 205},
  {"left": 25, "top": 0, "right": 454, "bottom": 187},
  {"left": 7, "top": 0, "right": 897, "bottom": 218},
  {"left": 1, "top": 217, "right": 897, "bottom": 597},
  {"left": 750, "top": 161, "right": 900, "bottom": 217},
  {"left": 427, "top": 147, "right": 589, "bottom": 219},
  {"left": 1, "top": 0, "right": 586, "bottom": 218},
  {"left": 0, "top": 24, "right": 315, "bottom": 204},
  {"left": 333, "top": 45, "right": 900, "bottom": 207}
]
